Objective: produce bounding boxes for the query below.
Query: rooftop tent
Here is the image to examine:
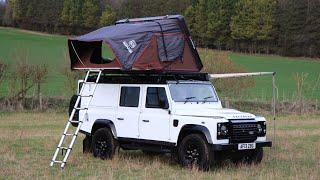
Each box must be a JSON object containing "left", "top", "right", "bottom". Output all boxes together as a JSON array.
[{"left": 68, "top": 15, "right": 203, "bottom": 72}]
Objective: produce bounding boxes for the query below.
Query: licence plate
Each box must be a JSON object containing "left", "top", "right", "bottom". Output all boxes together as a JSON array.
[{"left": 238, "top": 143, "right": 256, "bottom": 150}]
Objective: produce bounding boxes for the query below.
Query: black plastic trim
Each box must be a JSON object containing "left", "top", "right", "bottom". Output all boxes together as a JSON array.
[
  {"left": 118, "top": 137, "right": 175, "bottom": 147},
  {"left": 179, "top": 124, "right": 213, "bottom": 144},
  {"left": 212, "top": 141, "right": 272, "bottom": 151},
  {"left": 92, "top": 119, "right": 117, "bottom": 138},
  {"left": 257, "top": 121, "right": 267, "bottom": 137},
  {"left": 80, "top": 130, "right": 90, "bottom": 136}
]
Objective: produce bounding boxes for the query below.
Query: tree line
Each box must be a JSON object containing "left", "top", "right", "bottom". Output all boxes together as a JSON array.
[
  {"left": 0, "top": 0, "right": 319, "bottom": 57},
  {"left": 185, "top": 0, "right": 320, "bottom": 57}
]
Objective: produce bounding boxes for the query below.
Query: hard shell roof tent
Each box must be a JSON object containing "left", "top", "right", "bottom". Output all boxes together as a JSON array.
[{"left": 68, "top": 15, "right": 203, "bottom": 72}]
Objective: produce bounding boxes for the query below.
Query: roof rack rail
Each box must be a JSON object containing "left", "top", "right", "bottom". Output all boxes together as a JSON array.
[{"left": 85, "top": 71, "right": 209, "bottom": 84}]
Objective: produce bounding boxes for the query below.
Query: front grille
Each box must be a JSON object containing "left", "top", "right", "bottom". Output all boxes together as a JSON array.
[{"left": 229, "top": 122, "right": 258, "bottom": 143}]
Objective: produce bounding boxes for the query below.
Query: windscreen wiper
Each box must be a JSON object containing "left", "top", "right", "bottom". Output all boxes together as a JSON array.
[
  {"left": 184, "top": 96, "right": 196, "bottom": 104},
  {"left": 202, "top": 96, "right": 213, "bottom": 104}
]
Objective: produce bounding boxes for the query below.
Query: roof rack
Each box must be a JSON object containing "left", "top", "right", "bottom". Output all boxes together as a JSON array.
[{"left": 86, "top": 70, "right": 209, "bottom": 84}]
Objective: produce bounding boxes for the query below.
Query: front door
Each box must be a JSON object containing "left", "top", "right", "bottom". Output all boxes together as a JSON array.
[
  {"left": 116, "top": 85, "right": 141, "bottom": 138},
  {"left": 139, "top": 86, "right": 170, "bottom": 141}
]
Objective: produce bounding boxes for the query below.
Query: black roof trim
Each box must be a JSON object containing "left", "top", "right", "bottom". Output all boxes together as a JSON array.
[{"left": 87, "top": 71, "right": 209, "bottom": 84}]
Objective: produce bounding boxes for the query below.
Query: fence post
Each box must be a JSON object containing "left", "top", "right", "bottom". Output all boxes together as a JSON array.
[
  {"left": 39, "top": 93, "right": 42, "bottom": 110},
  {"left": 225, "top": 97, "right": 230, "bottom": 108}
]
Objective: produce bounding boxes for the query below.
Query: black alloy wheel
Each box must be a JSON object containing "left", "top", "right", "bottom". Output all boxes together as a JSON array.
[
  {"left": 92, "top": 128, "right": 116, "bottom": 159},
  {"left": 178, "top": 134, "right": 211, "bottom": 170}
]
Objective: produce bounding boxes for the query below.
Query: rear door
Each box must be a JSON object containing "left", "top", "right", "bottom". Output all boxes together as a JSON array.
[
  {"left": 115, "top": 85, "right": 141, "bottom": 138},
  {"left": 139, "top": 85, "right": 170, "bottom": 141}
]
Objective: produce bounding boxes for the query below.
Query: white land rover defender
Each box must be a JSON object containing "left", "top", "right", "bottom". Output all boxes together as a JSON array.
[{"left": 69, "top": 71, "right": 272, "bottom": 170}]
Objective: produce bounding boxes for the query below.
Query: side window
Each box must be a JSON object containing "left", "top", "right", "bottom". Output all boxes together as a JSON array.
[
  {"left": 120, "top": 87, "right": 140, "bottom": 107},
  {"left": 146, "top": 87, "right": 168, "bottom": 108}
]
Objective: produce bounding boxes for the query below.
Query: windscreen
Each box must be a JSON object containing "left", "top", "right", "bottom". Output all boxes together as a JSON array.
[{"left": 168, "top": 83, "right": 218, "bottom": 102}]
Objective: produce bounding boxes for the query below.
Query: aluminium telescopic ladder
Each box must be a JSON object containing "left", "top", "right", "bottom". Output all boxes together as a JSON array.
[{"left": 50, "top": 69, "right": 102, "bottom": 168}]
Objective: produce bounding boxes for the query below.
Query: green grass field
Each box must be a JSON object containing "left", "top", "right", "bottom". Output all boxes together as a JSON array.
[
  {"left": 0, "top": 112, "right": 319, "bottom": 179},
  {"left": 230, "top": 53, "right": 320, "bottom": 101},
  {"left": 1, "top": 27, "right": 320, "bottom": 101},
  {"left": 0, "top": 27, "right": 68, "bottom": 97}
]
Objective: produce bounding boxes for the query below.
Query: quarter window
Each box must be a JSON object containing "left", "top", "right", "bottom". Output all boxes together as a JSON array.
[
  {"left": 120, "top": 87, "right": 140, "bottom": 107},
  {"left": 146, "top": 87, "right": 168, "bottom": 108}
]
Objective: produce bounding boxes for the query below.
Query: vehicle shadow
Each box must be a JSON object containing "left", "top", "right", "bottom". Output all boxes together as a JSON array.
[{"left": 115, "top": 150, "right": 251, "bottom": 171}]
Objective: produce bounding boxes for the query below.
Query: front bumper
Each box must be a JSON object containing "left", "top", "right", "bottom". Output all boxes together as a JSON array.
[{"left": 212, "top": 141, "right": 272, "bottom": 151}]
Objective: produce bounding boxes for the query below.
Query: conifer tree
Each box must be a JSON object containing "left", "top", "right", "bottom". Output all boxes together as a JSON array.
[
  {"left": 99, "top": 5, "right": 116, "bottom": 26},
  {"left": 83, "top": 0, "right": 101, "bottom": 28},
  {"left": 61, "top": 0, "right": 84, "bottom": 27},
  {"left": 206, "top": 0, "right": 236, "bottom": 49}
]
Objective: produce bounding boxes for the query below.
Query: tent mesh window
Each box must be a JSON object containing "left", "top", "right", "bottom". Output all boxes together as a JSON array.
[{"left": 156, "top": 34, "right": 184, "bottom": 62}]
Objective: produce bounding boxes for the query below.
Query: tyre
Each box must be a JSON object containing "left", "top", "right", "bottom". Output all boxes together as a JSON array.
[
  {"left": 232, "top": 148, "right": 263, "bottom": 164},
  {"left": 69, "top": 95, "right": 80, "bottom": 127},
  {"left": 92, "top": 128, "right": 116, "bottom": 159},
  {"left": 83, "top": 135, "right": 92, "bottom": 153},
  {"left": 178, "top": 134, "right": 212, "bottom": 170}
]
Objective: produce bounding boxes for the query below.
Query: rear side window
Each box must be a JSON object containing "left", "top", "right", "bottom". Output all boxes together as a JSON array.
[
  {"left": 120, "top": 87, "right": 140, "bottom": 107},
  {"left": 146, "top": 87, "right": 168, "bottom": 108}
]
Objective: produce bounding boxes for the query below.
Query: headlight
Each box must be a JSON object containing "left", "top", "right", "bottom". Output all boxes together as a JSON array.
[
  {"left": 257, "top": 124, "right": 262, "bottom": 133},
  {"left": 257, "top": 121, "right": 266, "bottom": 137},
  {"left": 217, "top": 123, "right": 229, "bottom": 139}
]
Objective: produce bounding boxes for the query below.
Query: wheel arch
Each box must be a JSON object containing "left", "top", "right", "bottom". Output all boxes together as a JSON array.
[
  {"left": 91, "top": 119, "right": 117, "bottom": 138},
  {"left": 177, "top": 124, "right": 213, "bottom": 144}
]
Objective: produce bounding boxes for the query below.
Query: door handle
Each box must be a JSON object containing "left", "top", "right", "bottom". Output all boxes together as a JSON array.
[
  {"left": 142, "top": 120, "right": 149, "bottom": 123},
  {"left": 117, "top": 118, "right": 124, "bottom": 121}
]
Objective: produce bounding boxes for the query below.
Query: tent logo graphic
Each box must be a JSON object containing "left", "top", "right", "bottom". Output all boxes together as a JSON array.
[{"left": 123, "top": 40, "right": 137, "bottom": 54}]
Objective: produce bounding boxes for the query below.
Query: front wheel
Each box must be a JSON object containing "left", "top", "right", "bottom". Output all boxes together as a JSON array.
[
  {"left": 178, "top": 134, "right": 212, "bottom": 170},
  {"left": 232, "top": 148, "right": 264, "bottom": 164},
  {"left": 92, "top": 128, "right": 116, "bottom": 159}
]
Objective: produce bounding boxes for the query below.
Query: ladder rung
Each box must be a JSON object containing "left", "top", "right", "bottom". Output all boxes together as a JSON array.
[
  {"left": 52, "top": 160, "right": 64, "bottom": 164},
  {"left": 83, "top": 82, "right": 96, "bottom": 85},
  {"left": 88, "top": 69, "right": 102, "bottom": 72},
  {"left": 74, "top": 107, "right": 88, "bottom": 110},
  {"left": 69, "top": 120, "right": 83, "bottom": 123},
  {"left": 77, "top": 94, "right": 93, "bottom": 97},
  {"left": 59, "top": 146, "right": 72, "bottom": 150},
  {"left": 63, "top": 133, "right": 75, "bottom": 136}
]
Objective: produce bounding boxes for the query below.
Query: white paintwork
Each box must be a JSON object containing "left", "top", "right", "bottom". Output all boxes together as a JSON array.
[
  {"left": 78, "top": 80, "right": 268, "bottom": 145},
  {"left": 139, "top": 85, "right": 171, "bottom": 141}
]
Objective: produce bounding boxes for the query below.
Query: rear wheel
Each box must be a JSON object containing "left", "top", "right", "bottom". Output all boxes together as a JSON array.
[
  {"left": 83, "top": 135, "right": 92, "bottom": 153},
  {"left": 92, "top": 128, "right": 116, "bottom": 159},
  {"left": 68, "top": 95, "right": 80, "bottom": 127},
  {"left": 178, "top": 134, "right": 212, "bottom": 170}
]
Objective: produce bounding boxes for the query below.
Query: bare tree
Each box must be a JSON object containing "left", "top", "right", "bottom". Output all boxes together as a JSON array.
[
  {"left": 61, "top": 53, "right": 83, "bottom": 95},
  {"left": 293, "top": 73, "right": 308, "bottom": 114},
  {"left": 31, "top": 64, "right": 48, "bottom": 109},
  {"left": 17, "top": 60, "right": 35, "bottom": 107},
  {"left": 0, "top": 62, "right": 5, "bottom": 86}
]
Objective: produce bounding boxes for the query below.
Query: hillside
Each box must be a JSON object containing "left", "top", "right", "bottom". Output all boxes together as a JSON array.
[
  {"left": 230, "top": 54, "right": 320, "bottom": 101},
  {"left": 0, "top": 27, "right": 319, "bottom": 101}
]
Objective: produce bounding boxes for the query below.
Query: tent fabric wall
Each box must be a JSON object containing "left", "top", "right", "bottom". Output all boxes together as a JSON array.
[{"left": 68, "top": 15, "right": 203, "bottom": 72}]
